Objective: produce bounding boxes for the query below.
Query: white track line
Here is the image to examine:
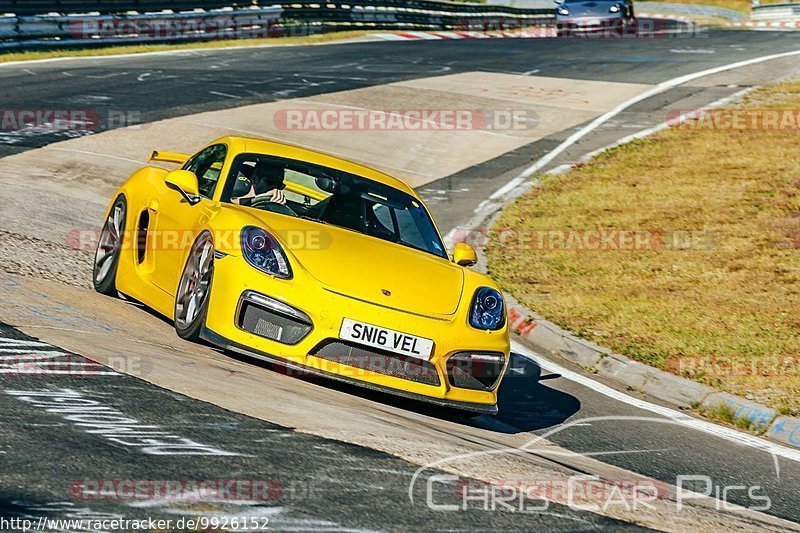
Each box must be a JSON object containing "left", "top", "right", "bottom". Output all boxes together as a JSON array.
[
  {"left": 490, "top": 51, "right": 800, "bottom": 464},
  {"left": 491, "top": 47, "right": 800, "bottom": 199},
  {"left": 209, "top": 90, "right": 242, "bottom": 99},
  {"left": 513, "top": 341, "right": 800, "bottom": 464},
  {"left": 578, "top": 86, "right": 754, "bottom": 163}
]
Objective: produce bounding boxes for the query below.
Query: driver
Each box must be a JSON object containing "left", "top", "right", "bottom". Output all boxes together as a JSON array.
[{"left": 234, "top": 160, "right": 287, "bottom": 206}]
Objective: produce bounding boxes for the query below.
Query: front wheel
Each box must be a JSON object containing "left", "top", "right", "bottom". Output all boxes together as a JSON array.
[
  {"left": 93, "top": 195, "right": 127, "bottom": 296},
  {"left": 174, "top": 232, "right": 214, "bottom": 342}
]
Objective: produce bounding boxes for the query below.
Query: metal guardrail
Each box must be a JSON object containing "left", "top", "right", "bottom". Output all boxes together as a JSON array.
[
  {"left": 0, "top": 7, "right": 284, "bottom": 46},
  {"left": 0, "top": 0, "right": 553, "bottom": 49},
  {"left": 0, "top": 0, "right": 549, "bottom": 17},
  {"left": 0, "top": 1, "right": 254, "bottom": 15},
  {"left": 752, "top": 2, "right": 800, "bottom": 20},
  {"left": 0, "top": 10, "right": 287, "bottom": 50},
  {"left": 637, "top": 1, "right": 747, "bottom": 21},
  {"left": 281, "top": 1, "right": 552, "bottom": 30}
]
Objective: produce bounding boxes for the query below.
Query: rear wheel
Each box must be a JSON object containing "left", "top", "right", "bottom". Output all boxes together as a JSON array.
[
  {"left": 174, "top": 232, "right": 214, "bottom": 342},
  {"left": 93, "top": 196, "right": 126, "bottom": 296}
]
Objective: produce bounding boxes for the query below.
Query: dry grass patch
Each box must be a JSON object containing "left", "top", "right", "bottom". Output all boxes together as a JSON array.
[
  {"left": 638, "top": 0, "right": 750, "bottom": 13},
  {"left": 487, "top": 82, "right": 800, "bottom": 414},
  {"left": 0, "top": 31, "right": 374, "bottom": 64}
]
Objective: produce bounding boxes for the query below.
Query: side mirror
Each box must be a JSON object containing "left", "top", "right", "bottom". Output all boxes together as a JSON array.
[
  {"left": 165, "top": 170, "right": 200, "bottom": 205},
  {"left": 453, "top": 242, "right": 478, "bottom": 267}
]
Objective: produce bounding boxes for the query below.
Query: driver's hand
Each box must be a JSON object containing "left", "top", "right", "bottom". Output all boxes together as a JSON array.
[{"left": 266, "top": 188, "right": 286, "bottom": 205}]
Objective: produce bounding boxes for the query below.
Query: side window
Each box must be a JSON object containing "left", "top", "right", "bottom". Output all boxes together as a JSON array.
[{"left": 184, "top": 144, "right": 227, "bottom": 199}]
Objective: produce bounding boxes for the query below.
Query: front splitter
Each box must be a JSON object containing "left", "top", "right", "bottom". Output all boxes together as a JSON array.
[{"left": 201, "top": 327, "right": 499, "bottom": 416}]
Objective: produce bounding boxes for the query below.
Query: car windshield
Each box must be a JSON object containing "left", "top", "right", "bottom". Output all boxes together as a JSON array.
[{"left": 221, "top": 153, "right": 448, "bottom": 259}]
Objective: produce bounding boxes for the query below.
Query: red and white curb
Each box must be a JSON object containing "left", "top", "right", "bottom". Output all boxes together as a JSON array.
[
  {"left": 638, "top": 11, "right": 800, "bottom": 30},
  {"left": 373, "top": 17, "right": 800, "bottom": 40},
  {"left": 731, "top": 20, "right": 800, "bottom": 29},
  {"left": 374, "top": 28, "right": 557, "bottom": 40},
  {"left": 449, "top": 49, "right": 800, "bottom": 452},
  {"left": 637, "top": 11, "right": 693, "bottom": 20},
  {"left": 373, "top": 16, "right": 698, "bottom": 42}
]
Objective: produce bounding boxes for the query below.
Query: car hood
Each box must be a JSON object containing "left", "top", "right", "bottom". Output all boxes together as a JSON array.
[{"left": 243, "top": 210, "right": 465, "bottom": 317}]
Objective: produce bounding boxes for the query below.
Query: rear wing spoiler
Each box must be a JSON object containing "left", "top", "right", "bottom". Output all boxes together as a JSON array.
[{"left": 150, "top": 150, "right": 189, "bottom": 165}]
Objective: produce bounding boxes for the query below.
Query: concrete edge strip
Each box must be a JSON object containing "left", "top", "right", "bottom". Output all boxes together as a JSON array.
[
  {"left": 504, "top": 301, "right": 800, "bottom": 449},
  {"left": 453, "top": 66, "right": 800, "bottom": 450}
]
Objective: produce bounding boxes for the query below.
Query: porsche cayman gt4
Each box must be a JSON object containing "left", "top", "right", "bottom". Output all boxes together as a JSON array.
[
  {"left": 93, "top": 136, "right": 510, "bottom": 414},
  {"left": 555, "top": 0, "right": 636, "bottom": 35}
]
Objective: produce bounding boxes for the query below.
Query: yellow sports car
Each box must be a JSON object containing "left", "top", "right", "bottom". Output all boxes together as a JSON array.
[{"left": 93, "top": 136, "right": 509, "bottom": 414}]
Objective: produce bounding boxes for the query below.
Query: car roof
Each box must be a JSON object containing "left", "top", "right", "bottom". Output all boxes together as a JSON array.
[{"left": 220, "top": 136, "right": 417, "bottom": 197}]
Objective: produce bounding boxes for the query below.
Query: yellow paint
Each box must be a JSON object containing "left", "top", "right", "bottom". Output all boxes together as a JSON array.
[{"left": 103, "top": 136, "right": 509, "bottom": 411}]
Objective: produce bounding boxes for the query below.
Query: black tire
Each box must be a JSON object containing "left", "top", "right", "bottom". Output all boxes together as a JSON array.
[
  {"left": 93, "top": 195, "right": 127, "bottom": 296},
  {"left": 174, "top": 232, "right": 214, "bottom": 342}
]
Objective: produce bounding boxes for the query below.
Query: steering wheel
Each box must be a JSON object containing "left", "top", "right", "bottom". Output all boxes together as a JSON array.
[{"left": 249, "top": 195, "right": 298, "bottom": 217}]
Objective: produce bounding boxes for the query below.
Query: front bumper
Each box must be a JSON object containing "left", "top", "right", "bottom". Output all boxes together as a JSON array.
[
  {"left": 556, "top": 17, "right": 628, "bottom": 31},
  {"left": 201, "top": 327, "right": 499, "bottom": 415},
  {"left": 203, "top": 253, "right": 510, "bottom": 414}
]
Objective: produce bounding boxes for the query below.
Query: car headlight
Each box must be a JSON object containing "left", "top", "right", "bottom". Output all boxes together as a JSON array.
[
  {"left": 557, "top": 6, "right": 569, "bottom": 15},
  {"left": 469, "top": 287, "right": 505, "bottom": 331},
  {"left": 241, "top": 226, "right": 292, "bottom": 279},
  {"left": 609, "top": 4, "right": 620, "bottom": 12}
]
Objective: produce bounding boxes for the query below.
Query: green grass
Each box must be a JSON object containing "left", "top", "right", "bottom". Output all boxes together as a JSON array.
[
  {"left": 711, "top": 404, "right": 737, "bottom": 425},
  {"left": 638, "top": 0, "right": 751, "bottom": 14},
  {"left": 0, "top": 31, "right": 375, "bottom": 64},
  {"left": 487, "top": 81, "right": 800, "bottom": 416}
]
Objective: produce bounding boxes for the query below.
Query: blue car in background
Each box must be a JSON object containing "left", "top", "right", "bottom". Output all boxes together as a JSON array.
[{"left": 554, "top": 0, "right": 636, "bottom": 35}]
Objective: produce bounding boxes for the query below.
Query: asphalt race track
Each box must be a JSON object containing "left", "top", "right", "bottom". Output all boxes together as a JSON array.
[{"left": 1, "top": 28, "right": 800, "bottom": 531}]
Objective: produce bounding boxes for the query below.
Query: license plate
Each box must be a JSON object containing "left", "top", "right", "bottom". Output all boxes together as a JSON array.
[
  {"left": 580, "top": 19, "right": 601, "bottom": 26},
  {"left": 340, "top": 318, "right": 434, "bottom": 360}
]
